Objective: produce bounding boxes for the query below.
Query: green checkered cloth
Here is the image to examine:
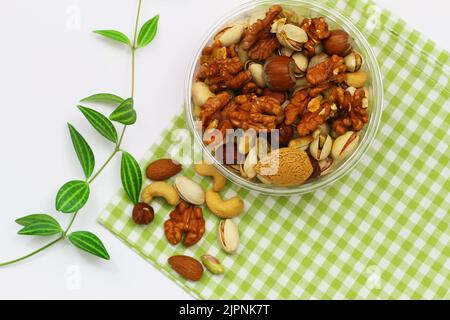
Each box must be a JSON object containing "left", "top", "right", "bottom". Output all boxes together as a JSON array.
[{"left": 99, "top": 0, "right": 449, "bottom": 299}]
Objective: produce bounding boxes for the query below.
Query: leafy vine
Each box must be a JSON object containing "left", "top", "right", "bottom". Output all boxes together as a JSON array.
[{"left": 0, "top": 0, "right": 158, "bottom": 266}]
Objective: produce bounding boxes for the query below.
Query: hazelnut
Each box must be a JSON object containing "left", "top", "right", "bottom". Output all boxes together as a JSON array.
[
  {"left": 273, "top": 124, "right": 294, "bottom": 148},
  {"left": 263, "top": 56, "right": 296, "bottom": 91},
  {"left": 132, "top": 202, "right": 154, "bottom": 225},
  {"left": 323, "top": 29, "right": 352, "bottom": 56}
]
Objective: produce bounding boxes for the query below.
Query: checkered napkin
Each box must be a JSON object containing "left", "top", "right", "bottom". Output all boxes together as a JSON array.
[{"left": 99, "top": 0, "right": 449, "bottom": 299}]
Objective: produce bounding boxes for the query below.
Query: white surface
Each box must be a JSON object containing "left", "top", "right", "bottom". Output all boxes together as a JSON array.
[{"left": 0, "top": 0, "right": 448, "bottom": 300}]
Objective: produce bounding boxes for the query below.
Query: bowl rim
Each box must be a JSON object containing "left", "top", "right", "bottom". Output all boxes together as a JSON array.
[{"left": 184, "top": 0, "right": 383, "bottom": 196}]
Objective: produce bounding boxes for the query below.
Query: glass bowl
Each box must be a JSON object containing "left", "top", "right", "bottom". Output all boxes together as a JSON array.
[{"left": 185, "top": 0, "right": 383, "bottom": 196}]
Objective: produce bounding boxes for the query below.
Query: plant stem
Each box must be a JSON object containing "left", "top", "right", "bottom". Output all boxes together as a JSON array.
[
  {"left": 0, "top": 0, "right": 144, "bottom": 268},
  {"left": 0, "top": 237, "right": 63, "bottom": 267}
]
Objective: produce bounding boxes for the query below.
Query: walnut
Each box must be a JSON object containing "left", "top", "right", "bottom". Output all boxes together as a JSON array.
[
  {"left": 263, "top": 88, "right": 286, "bottom": 105},
  {"left": 164, "top": 201, "right": 206, "bottom": 247},
  {"left": 309, "top": 82, "right": 333, "bottom": 98},
  {"left": 200, "top": 92, "right": 232, "bottom": 128},
  {"left": 197, "top": 53, "right": 251, "bottom": 92},
  {"left": 301, "top": 17, "right": 330, "bottom": 57},
  {"left": 284, "top": 89, "right": 310, "bottom": 125},
  {"left": 331, "top": 88, "right": 368, "bottom": 134},
  {"left": 228, "top": 94, "right": 284, "bottom": 131},
  {"left": 242, "top": 81, "right": 263, "bottom": 95},
  {"left": 297, "top": 101, "right": 332, "bottom": 136},
  {"left": 247, "top": 33, "right": 280, "bottom": 61},
  {"left": 241, "top": 5, "right": 282, "bottom": 50},
  {"left": 306, "top": 55, "right": 346, "bottom": 85}
]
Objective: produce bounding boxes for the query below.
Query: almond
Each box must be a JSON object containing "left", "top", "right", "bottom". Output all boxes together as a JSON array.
[
  {"left": 168, "top": 255, "right": 203, "bottom": 281},
  {"left": 146, "top": 159, "right": 182, "bottom": 181}
]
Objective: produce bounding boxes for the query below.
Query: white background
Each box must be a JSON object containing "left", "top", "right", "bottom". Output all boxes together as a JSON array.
[{"left": 0, "top": 0, "right": 448, "bottom": 300}]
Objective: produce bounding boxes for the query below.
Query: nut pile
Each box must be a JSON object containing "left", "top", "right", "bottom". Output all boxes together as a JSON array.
[
  {"left": 134, "top": 159, "right": 244, "bottom": 281},
  {"left": 192, "top": 4, "right": 371, "bottom": 186}
]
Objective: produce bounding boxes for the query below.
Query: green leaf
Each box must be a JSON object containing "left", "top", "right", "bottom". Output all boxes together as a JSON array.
[
  {"left": 93, "top": 30, "right": 131, "bottom": 45},
  {"left": 120, "top": 151, "right": 142, "bottom": 204},
  {"left": 68, "top": 124, "right": 95, "bottom": 179},
  {"left": 80, "top": 93, "right": 124, "bottom": 105},
  {"left": 18, "top": 220, "right": 62, "bottom": 236},
  {"left": 109, "top": 98, "right": 136, "bottom": 125},
  {"left": 55, "top": 180, "right": 90, "bottom": 213},
  {"left": 78, "top": 106, "right": 118, "bottom": 144},
  {"left": 137, "top": 15, "right": 159, "bottom": 48},
  {"left": 15, "top": 214, "right": 59, "bottom": 227},
  {"left": 68, "top": 231, "right": 110, "bottom": 260}
]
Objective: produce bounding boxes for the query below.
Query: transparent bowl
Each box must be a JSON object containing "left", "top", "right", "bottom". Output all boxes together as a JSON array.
[{"left": 185, "top": 0, "right": 383, "bottom": 196}]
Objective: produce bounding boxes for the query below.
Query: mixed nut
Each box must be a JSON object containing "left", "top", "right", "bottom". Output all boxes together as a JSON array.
[
  {"left": 193, "top": 4, "right": 371, "bottom": 186},
  {"left": 136, "top": 158, "right": 243, "bottom": 281}
]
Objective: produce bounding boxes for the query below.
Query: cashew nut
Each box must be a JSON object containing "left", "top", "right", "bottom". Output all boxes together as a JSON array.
[
  {"left": 205, "top": 189, "right": 244, "bottom": 218},
  {"left": 141, "top": 182, "right": 180, "bottom": 206},
  {"left": 194, "top": 163, "right": 226, "bottom": 192}
]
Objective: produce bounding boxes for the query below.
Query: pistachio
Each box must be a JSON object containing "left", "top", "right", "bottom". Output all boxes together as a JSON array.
[
  {"left": 248, "top": 63, "right": 267, "bottom": 88},
  {"left": 277, "top": 24, "right": 308, "bottom": 51},
  {"left": 243, "top": 146, "right": 258, "bottom": 179},
  {"left": 192, "top": 82, "right": 215, "bottom": 108},
  {"left": 319, "top": 157, "right": 334, "bottom": 175},
  {"left": 279, "top": 47, "right": 294, "bottom": 57},
  {"left": 217, "top": 24, "right": 245, "bottom": 46},
  {"left": 331, "top": 131, "right": 360, "bottom": 161},
  {"left": 288, "top": 135, "right": 313, "bottom": 150},
  {"left": 271, "top": 18, "right": 287, "bottom": 33},
  {"left": 292, "top": 53, "right": 308, "bottom": 75},
  {"left": 344, "top": 51, "right": 363, "bottom": 72},
  {"left": 345, "top": 71, "right": 368, "bottom": 88},
  {"left": 201, "top": 255, "right": 225, "bottom": 275},
  {"left": 310, "top": 134, "right": 333, "bottom": 161},
  {"left": 174, "top": 176, "right": 205, "bottom": 205},
  {"left": 218, "top": 219, "right": 240, "bottom": 254},
  {"left": 237, "top": 44, "right": 249, "bottom": 63},
  {"left": 308, "top": 52, "right": 329, "bottom": 69}
]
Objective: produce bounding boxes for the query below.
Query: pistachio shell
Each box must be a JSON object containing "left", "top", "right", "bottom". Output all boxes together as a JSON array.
[
  {"left": 277, "top": 24, "right": 308, "bottom": 51},
  {"left": 310, "top": 134, "right": 333, "bottom": 161},
  {"left": 217, "top": 24, "right": 245, "bottom": 47},
  {"left": 331, "top": 131, "right": 360, "bottom": 161},
  {"left": 292, "top": 53, "right": 308, "bottom": 74},
  {"left": 238, "top": 132, "right": 256, "bottom": 155},
  {"left": 248, "top": 63, "right": 267, "bottom": 88},
  {"left": 243, "top": 146, "right": 258, "bottom": 179},
  {"left": 192, "top": 82, "right": 215, "bottom": 108},
  {"left": 308, "top": 52, "right": 329, "bottom": 69},
  {"left": 288, "top": 136, "right": 313, "bottom": 150},
  {"left": 174, "top": 176, "right": 205, "bottom": 205},
  {"left": 218, "top": 219, "right": 239, "bottom": 254},
  {"left": 344, "top": 51, "right": 363, "bottom": 72},
  {"left": 271, "top": 18, "right": 286, "bottom": 33},
  {"left": 319, "top": 157, "right": 334, "bottom": 175},
  {"left": 237, "top": 44, "right": 249, "bottom": 63}
]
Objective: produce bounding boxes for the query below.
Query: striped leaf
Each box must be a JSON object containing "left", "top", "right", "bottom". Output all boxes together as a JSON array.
[
  {"left": 137, "top": 15, "right": 160, "bottom": 48},
  {"left": 93, "top": 30, "right": 131, "bottom": 46},
  {"left": 80, "top": 93, "right": 124, "bottom": 105},
  {"left": 68, "top": 124, "right": 95, "bottom": 179},
  {"left": 15, "top": 214, "right": 59, "bottom": 227},
  {"left": 55, "top": 180, "right": 90, "bottom": 213},
  {"left": 109, "top": 98, "right": 136, "bottom": 125},
  {"left": 68, "top": 231, "right": 110, "bottom": 260},
  {"left": 78, "top": 106, "right": 118, "bottom": 144},
  {"left": 18, "top": 220, "right": 62, "bottom": 236},
  {"left": 120, "top": 151, "right": 142, "bottom": 204}
]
